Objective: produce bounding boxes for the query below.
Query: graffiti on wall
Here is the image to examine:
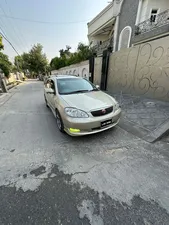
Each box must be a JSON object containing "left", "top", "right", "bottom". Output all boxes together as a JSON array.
[
  {"left": 107, "top": 36, "right": 169, "bottom": 101},
  {"left": 51, "top": 61, "right": 89, "bottom": 79},
  {"left": 134, "top": 43, "right": 169, "bottom": 99}
]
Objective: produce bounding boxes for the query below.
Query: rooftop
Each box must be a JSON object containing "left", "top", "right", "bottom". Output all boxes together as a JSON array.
[{"left": 87, "top": 1, "right": 114, "bottom": 27}]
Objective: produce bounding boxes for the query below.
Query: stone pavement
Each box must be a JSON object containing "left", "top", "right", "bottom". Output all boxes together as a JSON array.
[{"left": 108, "top": 92, "right": 169, "bottom": 143}]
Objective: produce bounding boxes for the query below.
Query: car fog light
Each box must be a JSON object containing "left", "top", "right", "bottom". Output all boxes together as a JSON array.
[{"left": 69, "top": 128, "right": 80, "bottom": 133}]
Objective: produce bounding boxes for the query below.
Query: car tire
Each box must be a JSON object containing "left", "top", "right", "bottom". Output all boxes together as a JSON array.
[{"left": 55, "top": 109, "right": 65, "bottom": 133}]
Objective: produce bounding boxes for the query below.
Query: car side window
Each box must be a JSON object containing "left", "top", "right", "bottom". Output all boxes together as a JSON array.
[
  {"left": 45, "top": 79, "right": 51, "bottom": 88},
  {"left": 50, "top": 80, "right": 56, "bottom": 94}
]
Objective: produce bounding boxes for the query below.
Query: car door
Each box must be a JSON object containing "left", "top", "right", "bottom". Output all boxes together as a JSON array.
[
  {"left": 49, "top": 80, "right": 57, "bottom": 114},
  {"left": 50, "top": 79, "right": 61, "bottom": 114}
]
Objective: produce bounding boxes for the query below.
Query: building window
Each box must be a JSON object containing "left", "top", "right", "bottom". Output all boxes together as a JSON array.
[
  {"left": 118, "top": 26, "right": 132, "bottom": 51},
  {"left": 150, "top": 9, "right": 159, "bottom": 22}
]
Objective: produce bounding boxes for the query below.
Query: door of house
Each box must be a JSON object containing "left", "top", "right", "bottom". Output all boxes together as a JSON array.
[
  {"left": 100, "top": 50, "right": 110, "bottom": 90},
  {"left": 89, "top": 56, "right": 95, "bottom": 83}
]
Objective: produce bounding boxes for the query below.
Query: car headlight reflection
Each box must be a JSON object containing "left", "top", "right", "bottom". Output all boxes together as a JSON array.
[{"left": 65, "top": 107, "right": 89, "bottom": 118}]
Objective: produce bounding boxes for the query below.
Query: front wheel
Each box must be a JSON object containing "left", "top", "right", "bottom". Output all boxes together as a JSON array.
[{"left": 55, "top": 109, "right": 65, "bottom": 133}]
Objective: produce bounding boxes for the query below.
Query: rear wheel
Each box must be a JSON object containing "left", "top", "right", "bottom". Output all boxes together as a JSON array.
[{"left": 55, "top": 109, "right": 65, "bottom": 133}]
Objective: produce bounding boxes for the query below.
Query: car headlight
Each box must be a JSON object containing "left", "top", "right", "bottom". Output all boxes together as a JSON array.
[{"left": 64, "top": 107, "right": 89, "bottom": 118}]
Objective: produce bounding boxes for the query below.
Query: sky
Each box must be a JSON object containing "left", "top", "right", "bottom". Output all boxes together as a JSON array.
[{"left": 0, "top": 0, "right": 109, "bottom": 62}]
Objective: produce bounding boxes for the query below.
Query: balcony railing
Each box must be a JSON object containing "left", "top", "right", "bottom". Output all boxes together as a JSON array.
[
  {"left": 92, "top": 38, "right": 113, "bottom": 56},
  {"left": 135, "top": 9, "right": 169, "bottom": 35}
]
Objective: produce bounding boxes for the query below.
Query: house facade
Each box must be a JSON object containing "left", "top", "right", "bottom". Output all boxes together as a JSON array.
[
  {"left": 51, "top": 0, "right": 169, "bottom": 101},
  {"left": 117, "top": 0, "right": 139, "bottom": 50},
  {"left": 88, "top": 0, "right": 169, "bottom": 54},
  {"left": 87, "top": 0, "right": 124, "bottom": 56},
  {"left": 133, "top": 0, "right": 169, "bottom": 45}
]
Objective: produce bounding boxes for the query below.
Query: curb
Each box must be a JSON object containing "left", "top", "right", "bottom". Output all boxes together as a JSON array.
[
  {"left": 0, "top": 93, "right": 13, "bottom": 107},
  {"left": 0, "top": 81, "right": 24, "bottom": 107},
  {"left": 145, "top": 120, "right": 169, "bottom": 143},
  {"left": 7, "top": 81, "right": 22, "bottom": 90},
  {"left": 118, "top": 118, "right": 149, "bottom": 140},
  {"left": 118, "top": 117, "right": 169, "bottom": 143}
]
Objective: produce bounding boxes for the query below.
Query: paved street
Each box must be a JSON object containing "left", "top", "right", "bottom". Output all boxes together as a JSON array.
[{"left": 0, "top": 81, "right": 169, "bottom": 225}]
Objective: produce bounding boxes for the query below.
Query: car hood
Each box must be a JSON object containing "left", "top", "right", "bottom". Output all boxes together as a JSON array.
[{"left": 60, "top": 91, "right": 116, "bottom": 112}]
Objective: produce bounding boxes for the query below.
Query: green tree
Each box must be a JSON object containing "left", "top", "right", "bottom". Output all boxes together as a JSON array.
[
  {"left": 50, "top": 57, "right": 66, "bottom": 70},
  {"left": 14, "top": 44, "right": 48, "bottom": 77},
  {"left": 28, "top": 44, "right": 48, "bottom": 75},
  {"left": 50, "top": 42, "right": 93, "bottom": 71},
  {"left": 0, "top": 36, "right": 4, "bottom": 50},
  {"left": 12, "top": 65, "right": 18, "bottom": 73},
  {"left": 14, "top": 55, "right": 23, "bottom": 72},
  {"left": 0, "top": 52, "right": 12, "bottom": 77},
  {"left": 59, "top": 45, "right": 71, "bottom": 59},
  {"left": 66, "top": 52, "right": 79, "bottom": 66},
  {"left": 22, "top": 52, "right": 31, "bottom": 71},
  {"left": 77, "top": 42, "right": 92, "bottom": 61},
  {"left": 59, "top": 49, "right": 65, "bottom": 58},
  {"left": 14, "top": 53, "right": 31, "bottom": 74}
]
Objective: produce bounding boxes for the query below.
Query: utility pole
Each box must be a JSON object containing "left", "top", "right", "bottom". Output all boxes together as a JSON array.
[{"left": 15, "top": 58, "right": 20, "bottom": 80}]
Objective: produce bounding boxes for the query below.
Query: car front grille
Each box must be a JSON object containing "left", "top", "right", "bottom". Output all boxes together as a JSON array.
[{"left": 91, "top": 106, "right": 113, "bottom": 117}]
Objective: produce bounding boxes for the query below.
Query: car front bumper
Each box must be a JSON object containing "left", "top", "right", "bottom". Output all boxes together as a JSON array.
[{"left": 63, "top": 108, "right": 121, "bottom": 136}]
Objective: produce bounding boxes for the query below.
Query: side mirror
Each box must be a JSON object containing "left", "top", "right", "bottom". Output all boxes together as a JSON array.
[
  {"left": 96, "top": 85, "right": 100, "bottom": 89},
  {"left": 46, "top": 88, "right": 54, "bottom": 94}
]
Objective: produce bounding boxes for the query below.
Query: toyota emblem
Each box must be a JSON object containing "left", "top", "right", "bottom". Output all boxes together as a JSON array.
[{"left": 102, "top": 109, "right": 106, "bottom": 114}]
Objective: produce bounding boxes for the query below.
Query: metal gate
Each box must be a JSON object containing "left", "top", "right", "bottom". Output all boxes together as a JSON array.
[
  {"left": 89, "top": 57, "right": 95, "bottom": 83},
  {"left": 100, "top": 50, "right": 110, "bottom": 90}
]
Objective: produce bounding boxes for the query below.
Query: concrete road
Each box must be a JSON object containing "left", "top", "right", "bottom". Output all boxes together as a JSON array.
[{"left": 0, "top": 81, "right": 169, "bottom": 225}]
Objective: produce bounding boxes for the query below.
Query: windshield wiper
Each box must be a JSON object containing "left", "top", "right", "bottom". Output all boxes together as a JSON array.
[
  {"left": 59, "top": 89, "right": 98, "bottom": 95},
  {"left": 64, "top": 90, "right": 90, "bottom": 94}
]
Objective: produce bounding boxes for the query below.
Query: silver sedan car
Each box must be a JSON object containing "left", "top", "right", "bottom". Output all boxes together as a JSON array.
[{"left": 44, "top": 75, "right": 121, "bottom": 136}]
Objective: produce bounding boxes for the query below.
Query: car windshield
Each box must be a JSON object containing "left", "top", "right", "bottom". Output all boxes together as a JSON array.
[{"left": 57, "top": 78, "right": 98, "bottom": 95}]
